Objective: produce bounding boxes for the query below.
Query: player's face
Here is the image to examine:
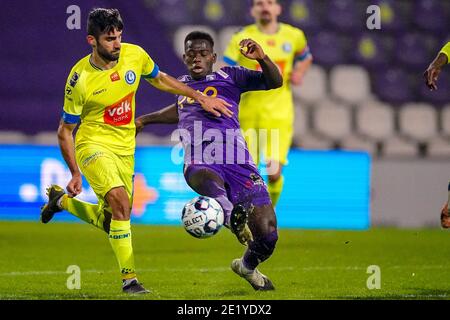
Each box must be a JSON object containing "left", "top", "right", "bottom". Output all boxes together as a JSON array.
[
  {"left": 251, "top": 0, "right": 281, "bottom": 25},
  {"left": 95, "top": 29, "right": 122, "bottom": 62},
  {"left": 183, "top": 39, "right": 217, "bottom": 79}
]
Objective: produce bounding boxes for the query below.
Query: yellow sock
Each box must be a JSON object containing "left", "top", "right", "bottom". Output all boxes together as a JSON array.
[
  {"left": 268, "top": 175, "right": 284, "bottom": 207},
  {"left": 109, "top": 219, "right": 136, "bottom": 280},
  {"left": 61, "top": 195, "right": 110, "bottom": 233}
]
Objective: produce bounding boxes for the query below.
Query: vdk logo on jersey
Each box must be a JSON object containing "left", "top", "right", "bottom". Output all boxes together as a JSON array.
[
  {"left": 125, "top": 70, "right": 136, "bottom": 85},
  {"left": 104, "top": 92, "right": 135, "bottom": 126}
]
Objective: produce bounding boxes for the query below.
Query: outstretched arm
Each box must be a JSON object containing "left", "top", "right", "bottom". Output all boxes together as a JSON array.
[
  {"left": 424, "top": 42, "right": 449, "bottom": 90},
  {"left": 146, "top": 72, "right": 232, "bottom": 117},
  {"left": 135, "top": 104, "right": 179, "bottom": 135},
  {"left": 239, "top": 39, "right": 283, "bottom": 89}
]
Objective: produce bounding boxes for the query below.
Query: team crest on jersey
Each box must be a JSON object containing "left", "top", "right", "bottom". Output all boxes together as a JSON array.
[
  {"left": 104, "top": 92, "right": 135, "bottom": 126},
  {"left": 282, "top": 42, "right": 292, "bottom": 53},
  {"left": 69, "top": 72, "right": 79, "bottom": 87},
  {"left": 125, "top": 70, "right": 136, "bottom": 85}
]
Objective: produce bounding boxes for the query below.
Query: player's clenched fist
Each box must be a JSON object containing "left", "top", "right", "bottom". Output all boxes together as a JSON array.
[
  {"left": 66, "top": 173, "right": 82, "bottom": 197},
  {"left": 239, "top": 39, "right": 266, "bottom": 61}
]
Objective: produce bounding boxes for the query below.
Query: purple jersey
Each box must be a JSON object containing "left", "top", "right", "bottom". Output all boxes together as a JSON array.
[{"left": 176, "top": 66, "right": 268, "bottom": 166}]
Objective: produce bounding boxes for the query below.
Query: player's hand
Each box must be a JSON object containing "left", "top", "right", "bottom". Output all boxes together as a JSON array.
[
  {"left": 290, "top": 69, "right": 303, "bottom": 86},
  {"left": 424, "top": 65, "right": 441, "bottom": 90},
  {"left": 135, "top": 118, "right": 144, "bottom": 137},
  {"left": 239, "top": 39, "right": 266, "bottom": 61},
  {"left": 198, "top": 95, "right": 233, "bottom": 118},
  {"left": 66, "top": 173, "right": 82, "bottom": 198}
]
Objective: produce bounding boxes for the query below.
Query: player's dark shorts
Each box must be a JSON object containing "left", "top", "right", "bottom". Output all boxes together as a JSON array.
[{"left": 184, "top": 162, "right": 272, "bottom": 209}]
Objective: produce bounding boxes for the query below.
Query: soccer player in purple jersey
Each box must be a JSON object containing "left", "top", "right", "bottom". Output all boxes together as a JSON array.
[{"left": 136, "top": 31, "right": 283, "bottom": 290}]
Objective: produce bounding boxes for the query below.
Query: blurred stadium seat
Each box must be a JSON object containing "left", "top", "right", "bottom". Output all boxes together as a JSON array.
[
  {"left": 356, "top": 101, "right": 395, "bottom": 142},
  {"left": 427, "top": 136, "right": 450, "bottom": 158},
  {"left": 440, "top": 104, "right": 450, "bottom": 138},
  {"left": 0, "top": 131, "right": 29, "bottom": 144},
  {"left": 399, "top": 103, "right": 438, "bottom": 144},
  {"left": 32, "top": 132, "right": 59, "bottom": 146},
  {"left": 340, "top": 135, "right": 377, "bottom": 155},
  {"left": 374, "top": 0, "right": 412, "bottom": 32},
  {"left": 307, "top": 31, "right": 347, "bottom": 67},
  {"left": 413, "top": 0, "right": 448, "bottom": 33},
  {"left": 292, "top": 64, "right": 327, "bottom": 104},
  {"left": 395, "top": 32, "right": 434, "bottom": 70},
  {"left": 330, "top": 65, "right": 371, "bottom": 104},
  {"left": 280, "top": 0, "right": 321, "bottom": 33},
  {"left": 383, "top": 136, "right": 419, "bottom": 158},
  {"left": 313, "top": 101, "right": 352, "bottom": 141},
  {"left": 352, "top": 33, "right": 394, "bottom": 69},
  {"left": 373, "top": 68, "right": 415, "bottom": 104},
  {"left": 325, "top": 0, "right": 362, "bottom": 32}
]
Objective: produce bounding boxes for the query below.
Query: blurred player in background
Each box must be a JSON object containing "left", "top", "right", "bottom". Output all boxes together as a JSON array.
[
  {"left": 40, "top": 8, "right": 231, "bottom": 294},
  {"left": 223, "top": 0, "right": 313, "bottom": 206},
  {"left": 424, "top": 41, "right": 450, "bottom": 228},
  {"left": 136, "top": 31, "right": 282, "bottom": 290}
]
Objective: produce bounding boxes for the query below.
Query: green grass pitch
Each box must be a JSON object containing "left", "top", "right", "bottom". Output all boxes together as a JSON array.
[{"left": 0, "top": 221, "right": 449, "bottom": 300}]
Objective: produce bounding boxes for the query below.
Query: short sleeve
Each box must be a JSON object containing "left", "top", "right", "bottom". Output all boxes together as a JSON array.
[
  {"left": 223, "top": 32, "right": 242, "bottom": 66},
  {"left": 294, "top": 29, "right": 312, "bottom": 62},
  {"left": 440, "top": 42, "right": 450, "bottom": 63},
  {"left": 223, "top": 66, "right": 268, "bottom": 93},
  {"left": 140, "top": 48, "right": 160, "bottom": 79},
  {"left": 62, "top": 69, "right": 83, "bottom": 124}
]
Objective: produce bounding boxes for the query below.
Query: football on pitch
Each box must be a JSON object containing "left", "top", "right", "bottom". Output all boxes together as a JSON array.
[{"left": 181, "top": 196, "right": 224, "bottom": 239}]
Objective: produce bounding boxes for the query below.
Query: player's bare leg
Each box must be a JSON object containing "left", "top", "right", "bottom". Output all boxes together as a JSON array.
[
  {"left": 231, "top": 204, "right": 277, "bottom": 291},
  {"left": 184, "top": 165, "right": 253, "bottom": 245},
  {"left": 441, "top": 203, "right": 450, "bottom": 229},
  {"left": 106, "top": 187, "right": 149, "bottom": 294}
]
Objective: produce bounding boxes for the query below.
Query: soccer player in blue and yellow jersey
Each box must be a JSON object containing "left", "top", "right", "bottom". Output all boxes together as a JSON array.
[
  {"left": 424, "top": 42, "right": 450, "bottom": 228},
  {"left": 40, "top": 8, "right": 231, "bottom": 294},
  {"left": 223, "top": 0, "right": 313, "bottom": 207}
]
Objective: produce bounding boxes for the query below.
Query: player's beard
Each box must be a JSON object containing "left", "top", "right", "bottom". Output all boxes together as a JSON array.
[
  {"left": 259, "top": 10, "right": 273, "bottom": 25},
  {"left": 97, "top": 44, "right": 120, "bottom": 62}
]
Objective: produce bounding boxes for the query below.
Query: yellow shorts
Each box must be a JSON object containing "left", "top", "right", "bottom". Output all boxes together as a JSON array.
[
  {"left": 240, "top": 118, "right": 293, "bottom": 166},
  {"left": 76, "top": 145, "right": 134, "bottom": 208}
]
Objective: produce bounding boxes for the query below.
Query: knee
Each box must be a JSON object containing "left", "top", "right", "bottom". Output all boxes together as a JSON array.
[
  {"left": 187, "top": 168, "right": 211, "bottom": 191},
  {"left": 106, "top": 189, "right": 131, "bottom": 220}
]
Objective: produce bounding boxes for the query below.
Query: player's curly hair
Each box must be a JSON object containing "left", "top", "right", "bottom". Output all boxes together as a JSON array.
[
  {"left": 87, "top": 8, "right": 124, "bottom": 39},
  {"left": 184, "top": 31, "right": 214, "bottom": 49}
]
